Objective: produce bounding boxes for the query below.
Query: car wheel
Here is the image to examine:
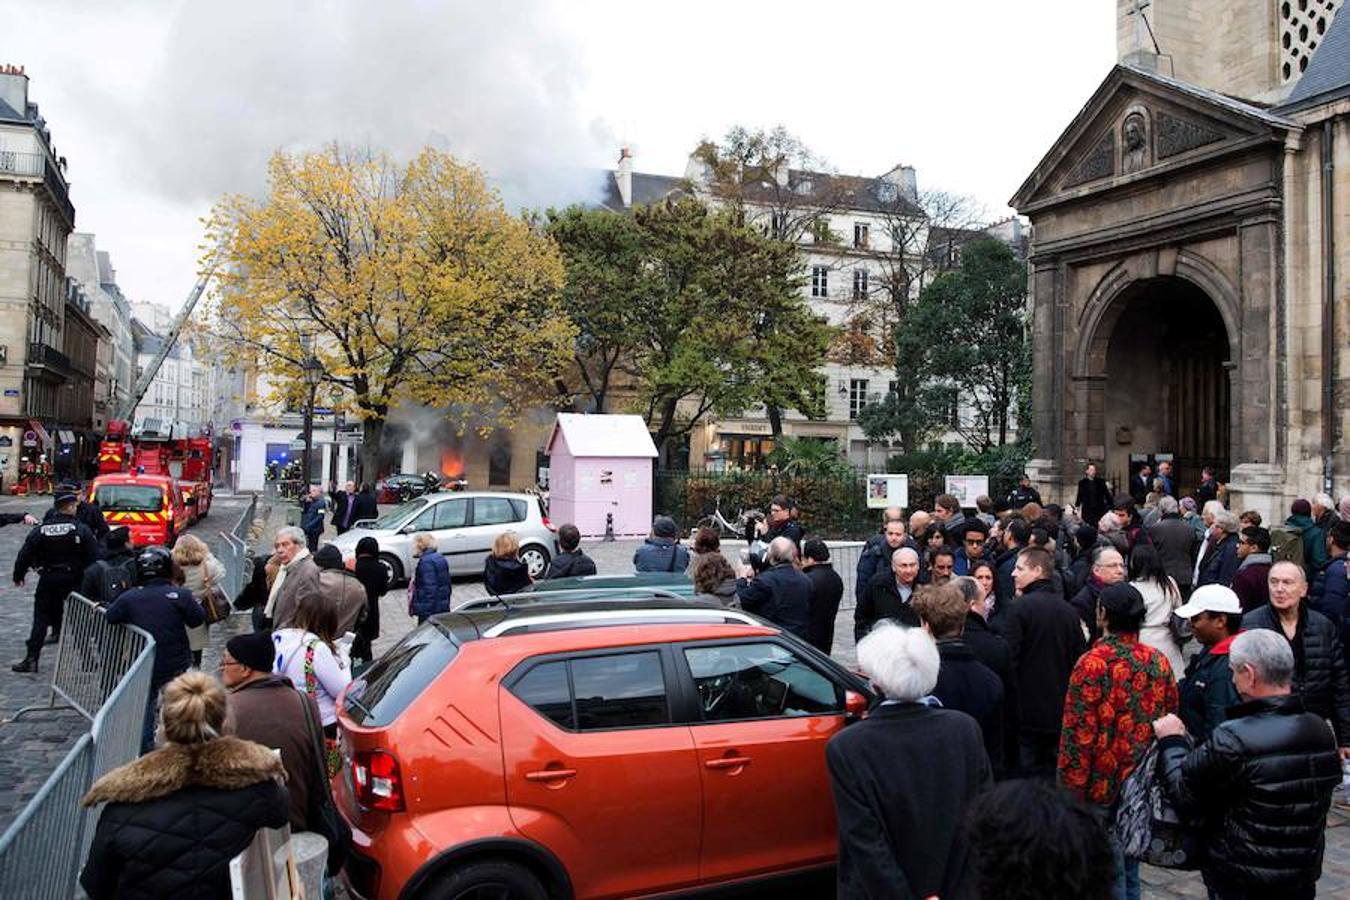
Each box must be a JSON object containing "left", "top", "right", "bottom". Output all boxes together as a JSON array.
[
  {"left": 379, "top": 553, "right": 404, "bottom": 590},
  {"left": 421, "top": 859, "right": 547, "bottom": 900},
  {"left": 519, "top": 544, "right": 549, "bottom": 579}
]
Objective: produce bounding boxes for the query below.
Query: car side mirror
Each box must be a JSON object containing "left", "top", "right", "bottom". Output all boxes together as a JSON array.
[{"left": 844, "top": 689, "right": 869, "bottom": 722}]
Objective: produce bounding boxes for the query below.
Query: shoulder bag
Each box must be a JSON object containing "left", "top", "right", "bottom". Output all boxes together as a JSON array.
[
  {"left": 298, "top": 686, "right": 352, "bottom": 876},
  {"left": 199, "top": 565, "right": 233, "bottom": 625},
  {"left": 1114, "top": 740, "right": 1201, "bottom": 869}
]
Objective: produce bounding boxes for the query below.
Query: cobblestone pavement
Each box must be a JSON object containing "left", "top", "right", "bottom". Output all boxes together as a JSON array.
[{"left": 0, "top": 493, "right": 251, "bottom": 833}]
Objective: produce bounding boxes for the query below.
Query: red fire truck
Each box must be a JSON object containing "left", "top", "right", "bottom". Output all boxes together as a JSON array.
[{"left": 90, "top": 420, "right": 213, "bottom": 546}]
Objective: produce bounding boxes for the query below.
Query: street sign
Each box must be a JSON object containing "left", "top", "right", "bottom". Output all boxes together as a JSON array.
[{"left": 4, "top": 389, "right": 19, "bottom": 397}]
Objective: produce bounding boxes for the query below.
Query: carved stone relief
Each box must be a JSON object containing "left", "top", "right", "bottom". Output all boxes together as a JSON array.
[
  {"left": 1155, "top": 110, "right": 1225, "bottom": 159},
  {"left": 1064, "top": 132, "right": 1115, "bottom": 188}
]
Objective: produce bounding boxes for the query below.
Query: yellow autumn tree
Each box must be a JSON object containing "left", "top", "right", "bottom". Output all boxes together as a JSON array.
[{"left": 204, "top": 145, "right": 574, "bottom": 476}]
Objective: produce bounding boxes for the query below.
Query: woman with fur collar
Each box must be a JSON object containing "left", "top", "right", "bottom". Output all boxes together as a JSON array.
[{"left": 79, "top": 671, "right": 289, "bottom": 900}]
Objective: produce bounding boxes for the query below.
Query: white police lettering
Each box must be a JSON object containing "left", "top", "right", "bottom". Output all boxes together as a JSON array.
[{"left": 40, "top": 523, "right": 75, "bottom": 537}]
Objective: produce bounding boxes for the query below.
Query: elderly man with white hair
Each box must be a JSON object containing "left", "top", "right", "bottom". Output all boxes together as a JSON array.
[
  {"left": 1153, "top": 629, "right": 1342, "bottom": 900},
  {"left": 264, "top": 525, "right": 321, "bottom": 630},
  {"left": 856, "top": 546, "right": 921, "bottom": 640},
  {"left": 1196, "top": 508, "right": 1241, "bottom": 588},
  {"left": 734, "top": 536, "right": 811, "bottom": 640},
  {"left": 827, "top": 621, "right": 991, "bottom": 900}
]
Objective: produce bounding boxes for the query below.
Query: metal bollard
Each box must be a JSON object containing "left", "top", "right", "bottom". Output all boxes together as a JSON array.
[{"left": 604, "top": 512, "right": 615, "bottom": 542}]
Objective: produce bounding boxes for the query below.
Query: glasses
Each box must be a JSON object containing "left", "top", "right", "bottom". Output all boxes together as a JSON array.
[{"left": 964, "top": 538, "right": 984, "bottom": 545}]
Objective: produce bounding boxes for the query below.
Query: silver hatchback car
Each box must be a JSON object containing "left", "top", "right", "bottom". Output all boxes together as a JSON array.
[{"left": 328, "top": 491, "right": 556, "bottom": 588}]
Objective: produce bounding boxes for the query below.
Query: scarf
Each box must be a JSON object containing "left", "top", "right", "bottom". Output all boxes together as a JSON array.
[{"left": 264, "top": 548, "right": 310, "bottom": 618}]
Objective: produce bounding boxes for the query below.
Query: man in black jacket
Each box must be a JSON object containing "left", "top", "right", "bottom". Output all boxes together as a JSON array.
[
  {"left": 854, "top": 515, "right": 912, "bottom": 600},
  {"left": 1172, "top": 584, "right": 1243, "bottom": 741},
  {"left": 1154, "top": 629, "right": 1341, "bottom": 900},
  {"left": 1002, "top": 547, "right": 1087, "bottom": 775},
  {"left": 856, "top": 547, "right": 921, "bottom": 640},
  {"left": 827, "top": 621, "right": 991, "bottom": 900},
  {"left": 1074, "top": 463, "right": 1113, "bottom": 527},
  {"left": 801, "top": 538, "right": 843, "bottom": 655},
  {"left": 1150, "top": 496, "right": 1198, "bottom": 597},
  {"left": 735, "top": 537, "right": 810, "bottom": 640},
  {"left": 1242, "top": 561, "right": 1350, "bottom": 753},
  {"left": 1129, "top": 464, "right": 1152, "bottom": 506},
  {"left": 544, "top": 524, "right": 597, "bottom": 579},
  {"left": 958, "top": 576, "right": 1015, "bottom": 774},
  {"left": 349, "top": 483, "right": 379, "bottom": 525},
  {"left": 915, "top": 582, "right": 1004, "bottom": 774},
  {"left": 1004, "top": 474, "right": 1041, "bottom": 511},
  {"left": 12, "top": 492, "right": 98, "bottom": 672}
]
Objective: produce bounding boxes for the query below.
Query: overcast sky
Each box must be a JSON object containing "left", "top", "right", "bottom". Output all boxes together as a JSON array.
[{"left": 10, "top": 0, "right": 1116, "bottom": 312}]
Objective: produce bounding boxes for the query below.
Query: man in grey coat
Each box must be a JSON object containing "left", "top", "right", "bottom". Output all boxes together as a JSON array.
[{"left": 1150, "top": 496, "right": 1198, "bottom": 597}]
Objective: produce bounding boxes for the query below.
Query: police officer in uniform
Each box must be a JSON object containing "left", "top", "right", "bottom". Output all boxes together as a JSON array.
[
  {"left": 45, "top": 481, "right": 109, "bottom": 554},
  {"left": 12, "top": 491, "right": 97, "bottom": 672},
  {"left": 104, "top": 545, "right": 205, "bottom": 751}
]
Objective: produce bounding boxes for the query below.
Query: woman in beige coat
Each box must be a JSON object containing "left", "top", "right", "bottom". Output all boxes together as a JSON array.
[{"left": 172, "top": 534, "right": 225, "bottom": 668}]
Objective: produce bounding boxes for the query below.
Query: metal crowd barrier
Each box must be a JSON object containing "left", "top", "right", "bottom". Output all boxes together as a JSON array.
[
  {"left": 0, "top": 595, "right": 155, "bottom": 899},
  {"left": 716, "top": 540, "right": 866, "bottom": 609},
  {"left": 218, "top": 494, "right": 260, "bottom": 603},
  {"left": 14, "top": 594, "right": 152, "bottom": 722}
]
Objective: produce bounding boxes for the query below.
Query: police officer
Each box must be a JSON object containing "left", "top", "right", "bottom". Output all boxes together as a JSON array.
[
  {"left": 12, "top": 491, "right": 97, "bottom": 672},
  {"left": 104, "top": 545, "right": 204, "bottom": 751},
  {"left": 45, "top": 481, "right": 109, "bottom": 553}
]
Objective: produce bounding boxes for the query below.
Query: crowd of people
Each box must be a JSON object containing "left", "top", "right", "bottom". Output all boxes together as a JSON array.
[{"left": 10, "top": 469, "right": 1350, "bottom": 898}]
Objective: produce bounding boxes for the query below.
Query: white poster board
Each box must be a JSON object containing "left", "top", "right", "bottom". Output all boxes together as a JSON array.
[
  {"left": 866, "top": 474, "right": 909, "bottom": 509},
  {"left": 945, "top": 475, "right": 989, "bottom": 508}
]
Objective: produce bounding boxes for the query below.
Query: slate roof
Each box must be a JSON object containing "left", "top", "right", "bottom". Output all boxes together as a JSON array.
[
  {"left": 1281, "top": 8, "right": 1350, "bottom": 109},
  {"left": 735, "top": 168, "right": 924, "bottom": 218},
  {"left": 595, "top": 171, "right": 688, "bottom": 210},
  {"left": 0, "top": 96, "right": 22, "bottom": 122}
]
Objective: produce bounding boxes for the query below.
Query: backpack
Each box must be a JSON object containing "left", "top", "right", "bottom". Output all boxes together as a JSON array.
[
  {"left": 1114, "top": 741, "right": 1200, "bottom": 869},
  {"left": 97, "top": 558, "right": 136, "bottom": 605},
  {"left": 1269, "top": 524, "right": 1306, "bottom": 568}
]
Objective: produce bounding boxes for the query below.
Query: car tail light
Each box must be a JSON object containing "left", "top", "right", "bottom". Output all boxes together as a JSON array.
[
  {"left": 541, "top": 515, "right": 557, "bottom": 532},
  {"left": 352, "top": 749, "right": 405, "bottom": 811}
]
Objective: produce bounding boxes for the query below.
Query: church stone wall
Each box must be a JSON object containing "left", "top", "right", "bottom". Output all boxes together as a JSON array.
[
  {"left": 1117, "top": 1, "right": 1286, "bottom": 104},
  {"left": 1281, "top": 102, "right": 1350, "bottom": 503}
]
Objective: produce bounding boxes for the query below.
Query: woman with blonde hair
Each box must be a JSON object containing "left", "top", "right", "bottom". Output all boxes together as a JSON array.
[
  {"left": 408, "top": 531, "right": 451, "bottom": 623},
  {"left": 79, "top": 671, "right": 287, "bottom": 899},
  {"left": 172, "top": 533, "right": 226, "bottom": 667},
  {"left": 484, "top": 530, "right": 531, "bottom": 595}
]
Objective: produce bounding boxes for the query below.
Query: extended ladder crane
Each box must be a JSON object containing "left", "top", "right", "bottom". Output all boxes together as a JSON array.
[{"left": 112, "top": 253, "right": 219, "bottom": 425}]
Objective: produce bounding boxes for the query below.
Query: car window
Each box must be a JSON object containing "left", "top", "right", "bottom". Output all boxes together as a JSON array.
[
  {"left": 368, "top": 499, "right": 426, "bottom": 531},
  {"left": 474, "top": 497, "right": 523, "bottom": 527},
  {"left": 684, "top": 643, "right": 841, "bottom": 721},
  {"left": 571, "top": 652, "right": 669, "bottom": 730},
  {"left": 344, "top": 624, "right": 459, "bottom": 727},
  {"left": 510, "top": 661, "right": 574, "bottom": 730},
  {"left": 408, "top": 505, "right": 438, "bottom": 532},
  {"left": 433, "top": 499, "right": 468, "bottom": 530}
]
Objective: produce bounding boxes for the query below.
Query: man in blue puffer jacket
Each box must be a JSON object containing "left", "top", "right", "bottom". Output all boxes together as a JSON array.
[{"left": 1311, "top": 520, "right": 1350, "bottom": 661}]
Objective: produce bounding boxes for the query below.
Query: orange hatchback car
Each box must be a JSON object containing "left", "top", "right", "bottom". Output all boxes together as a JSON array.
[{"left": 335, "top": 598, "right": 873, "bottom": 900}]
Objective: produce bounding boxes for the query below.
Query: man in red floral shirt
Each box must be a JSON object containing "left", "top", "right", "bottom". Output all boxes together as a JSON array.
[{"left": 1057, "top": 582, "right": 1178, "bottom": 900}]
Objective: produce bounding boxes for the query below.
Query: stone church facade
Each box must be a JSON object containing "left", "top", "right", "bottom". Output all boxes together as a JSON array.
[{"left": 1012, "top": 0, "right": 1350, "bottom": 525}]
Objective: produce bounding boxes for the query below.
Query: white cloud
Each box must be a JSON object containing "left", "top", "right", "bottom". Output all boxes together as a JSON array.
[{"left": 10, "top": 0, "right": 1116, "bottom": 311}]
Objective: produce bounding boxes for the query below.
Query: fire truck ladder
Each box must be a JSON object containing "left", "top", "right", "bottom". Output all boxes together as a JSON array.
[{"left": 114, "top": 252, "right": 220, "bottom": 424}]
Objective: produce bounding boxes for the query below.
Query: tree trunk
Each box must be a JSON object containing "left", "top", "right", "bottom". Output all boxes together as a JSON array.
[
  {"left": 767, "top": 403, "right": 784, "bottom": 438},
  {"left": 359, "top": 417, "right": 385, "bottom": 486}
]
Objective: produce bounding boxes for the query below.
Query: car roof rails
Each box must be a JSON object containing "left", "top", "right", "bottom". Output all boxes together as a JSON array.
[{"left": 455, "top": 586, "right": 696, "bottom": 614}]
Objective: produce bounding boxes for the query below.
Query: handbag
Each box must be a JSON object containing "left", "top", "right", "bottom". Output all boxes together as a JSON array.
[
  {"left": 301, "top": 640, "right": 342, "bottom": 777},
  {"left": 200, "top": 567, "right": 233, "bottom": 625},
  {"left": 1165, "top": 579, "right": 1193, "bottom": 645},
  {"left": 298, "top": 686, "right": 352, "bottom": 877},
  {"left": 1114, "top": 740, "right": 1201, "bottom": 869}
]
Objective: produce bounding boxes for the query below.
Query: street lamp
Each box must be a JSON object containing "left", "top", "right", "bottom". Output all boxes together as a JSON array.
[
  {"left": 301, "top": 354, "right": 323, "bottom": 487},
  {"left": 328, "top": 387, "right": 343, "bottom": 488}
]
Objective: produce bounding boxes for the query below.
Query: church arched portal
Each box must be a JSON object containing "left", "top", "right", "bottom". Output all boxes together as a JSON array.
[{"left": 1086, "top": 276, "right": 1231, "bottom": 496}]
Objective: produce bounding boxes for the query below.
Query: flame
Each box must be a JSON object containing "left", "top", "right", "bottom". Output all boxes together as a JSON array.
[{"left": 440, "top": 449, "right": 465, "bottom": 478}]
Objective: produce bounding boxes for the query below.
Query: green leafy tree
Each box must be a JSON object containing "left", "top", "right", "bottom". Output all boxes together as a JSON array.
[
  {"left": 543, "top": 206, "right": 652, "bottom": 412},
  {"left": 547, "top": 197, "right": 832, "bottom": 461},
  {"left": 873, "top": 238, "right": 1029, "bottom": 453}
]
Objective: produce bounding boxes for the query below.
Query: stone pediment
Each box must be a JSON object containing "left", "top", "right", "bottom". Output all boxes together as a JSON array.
[{"left": 1011, "top": 65, "right": 1299, "bottom": 213}]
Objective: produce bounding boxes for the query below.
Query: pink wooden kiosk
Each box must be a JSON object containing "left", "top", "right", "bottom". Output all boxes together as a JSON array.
[{"left": 545, "top": 413, "right": 657, "bottom": 538}]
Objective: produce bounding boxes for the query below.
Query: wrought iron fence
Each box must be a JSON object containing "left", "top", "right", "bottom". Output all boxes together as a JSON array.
[
  {"left": 656, "top": 470, "right": 877, "bottom": 540},
  {"left": 0, "top": 595, "right": 155, "bottom": 899}
]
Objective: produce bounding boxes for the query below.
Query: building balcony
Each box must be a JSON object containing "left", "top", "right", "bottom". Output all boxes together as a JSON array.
[
  {"left": 27, "top": 342, "right": 71, "bottom": 381},
  {"left": 0, "top": 151, "right": 75, "bottom": 226}
]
